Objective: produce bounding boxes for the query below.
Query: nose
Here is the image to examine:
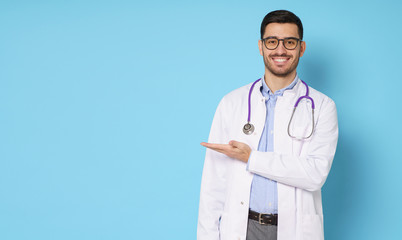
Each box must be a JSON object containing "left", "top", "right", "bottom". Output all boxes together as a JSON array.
[{"left": 275, "top": 40, "right": 287, "bottom": 54}]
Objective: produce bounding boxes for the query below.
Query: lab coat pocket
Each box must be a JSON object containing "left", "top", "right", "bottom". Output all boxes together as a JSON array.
[{"left": 302, "top": 214, "right": 324, "bottom": 240}]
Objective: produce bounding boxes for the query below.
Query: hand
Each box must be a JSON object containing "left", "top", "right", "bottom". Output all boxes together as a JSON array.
[{"left": 200, "top": 140, "right": 251, "bottom": 163}]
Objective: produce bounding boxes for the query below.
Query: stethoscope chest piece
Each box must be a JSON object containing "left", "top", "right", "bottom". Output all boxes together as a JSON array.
[{"left": 243, "top": 123, "right": 255, "bottom": 135}]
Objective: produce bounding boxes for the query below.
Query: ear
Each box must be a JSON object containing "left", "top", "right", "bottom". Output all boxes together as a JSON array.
[
  {"left": 299, "top": 41, "right": 306, "bottom": 57},
  {"left": 258, "top": 39, "right": 263, "bottom": 56}
]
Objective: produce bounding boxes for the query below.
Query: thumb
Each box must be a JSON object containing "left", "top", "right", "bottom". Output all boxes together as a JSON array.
[{"left": 229, "top": 140, "right": 242, "bottom": 148}]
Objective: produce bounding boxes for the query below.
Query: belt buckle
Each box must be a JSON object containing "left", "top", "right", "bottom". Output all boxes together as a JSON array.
[
  {"left": 258, "top": 213, "right": 266, "bottom": 225},
  {"left": 258, "top": 213, "right": 272, "bottom": 225}
]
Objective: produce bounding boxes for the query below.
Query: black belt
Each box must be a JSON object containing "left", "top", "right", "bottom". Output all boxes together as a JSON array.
[{"left": 248, "top": 209, "right": 278, "bottom": 226}]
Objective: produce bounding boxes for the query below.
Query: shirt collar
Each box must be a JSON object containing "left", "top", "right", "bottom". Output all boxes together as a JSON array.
[{"left": 261, "top": 74, "right": 299, "bottom": 97}]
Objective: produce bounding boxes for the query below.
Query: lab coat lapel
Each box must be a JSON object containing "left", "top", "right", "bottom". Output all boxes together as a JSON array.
[{"left": 247, "top": 79, "right": 266, "bottom": 150}]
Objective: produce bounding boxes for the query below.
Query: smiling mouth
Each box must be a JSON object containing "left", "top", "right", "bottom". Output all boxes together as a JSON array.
[{"left": 272, "top": 57, "right": 290, "bottom": 63}]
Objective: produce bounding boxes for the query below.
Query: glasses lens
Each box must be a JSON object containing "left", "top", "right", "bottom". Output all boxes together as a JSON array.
[
  {"left": 284, "top": 39, "right": 298, "bottom": 49},
  {"left": 265, "top": 38, "right": 278, "bottom": 49}
]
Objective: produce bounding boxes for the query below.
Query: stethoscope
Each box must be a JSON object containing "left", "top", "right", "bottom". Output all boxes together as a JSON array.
[{"left": 243, "top": 78, "right": 315, "bottom": 140}]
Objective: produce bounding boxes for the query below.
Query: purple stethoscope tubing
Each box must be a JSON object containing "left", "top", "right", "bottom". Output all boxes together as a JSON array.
[
  {"left": 244, "top": 78, "right": 315, "bottom": 139},
  {"left": 247, "top": 78, "right": 261, "bottom": 123},
  {"left": 288, "top": 80, "right": 315, "bottom": 139},
  {"left": 242, "top": 78, "right": 261, "bottom": 135}
]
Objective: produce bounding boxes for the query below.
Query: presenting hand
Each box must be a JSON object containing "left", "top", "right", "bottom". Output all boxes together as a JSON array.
[{"left": 200, "top": 140, "right": 251, "bottom": 163}]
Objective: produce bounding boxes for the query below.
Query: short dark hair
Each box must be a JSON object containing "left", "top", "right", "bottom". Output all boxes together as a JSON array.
[{"left": 260, "top": 10, "right": 303, "bottom": 40}]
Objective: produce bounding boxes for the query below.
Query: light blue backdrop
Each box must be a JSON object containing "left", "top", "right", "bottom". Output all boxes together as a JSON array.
[{"left": 1, "top": 1, "right": 401, "bottom": 239}]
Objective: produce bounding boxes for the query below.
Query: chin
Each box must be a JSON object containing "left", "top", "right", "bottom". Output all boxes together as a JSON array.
[
  {"left": 269, "top": 67, "right": 294, "bottom": 77},
  {"left": 272, "top": 72, "right": 294, "bottom": 78}
]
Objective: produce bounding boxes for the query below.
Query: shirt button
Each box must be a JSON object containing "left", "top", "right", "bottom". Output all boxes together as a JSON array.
[{"left": 270, "top": 130, "right": 273, "bottom": 134}]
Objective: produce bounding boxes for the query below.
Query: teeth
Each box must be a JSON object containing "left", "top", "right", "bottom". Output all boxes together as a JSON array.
[{"left": 273, "top": 58, "right": 287, "bottom": 62}]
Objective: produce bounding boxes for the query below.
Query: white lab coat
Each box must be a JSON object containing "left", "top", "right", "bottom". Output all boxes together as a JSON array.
[{"left": 197, "top": 77, "right": 338, "bottom": 240}]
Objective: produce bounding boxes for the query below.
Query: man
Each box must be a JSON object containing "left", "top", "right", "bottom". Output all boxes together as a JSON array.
[{"left": 197, "top": 10, "right": 338, "bottom": 240}]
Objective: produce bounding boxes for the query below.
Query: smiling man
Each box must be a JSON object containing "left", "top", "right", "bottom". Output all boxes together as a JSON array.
[{"left": 197, "top": 10, "right": 338, "bottom": 240}]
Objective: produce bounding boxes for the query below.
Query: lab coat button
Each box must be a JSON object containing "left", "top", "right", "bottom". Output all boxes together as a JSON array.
[{"left": 241, "top": 201, "right": 244, "bottom": 205}]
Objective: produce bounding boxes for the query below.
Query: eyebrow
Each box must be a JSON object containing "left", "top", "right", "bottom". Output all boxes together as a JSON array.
[{"left": 264, "top": 36, "right": 299, "bottom": 39}]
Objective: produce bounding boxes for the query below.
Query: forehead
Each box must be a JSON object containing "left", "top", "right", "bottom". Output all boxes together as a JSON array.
[{"left": 263, "top": 23, "right": 299, "bottom": 38}]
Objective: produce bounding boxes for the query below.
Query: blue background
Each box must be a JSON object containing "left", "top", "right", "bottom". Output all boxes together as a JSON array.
[{"left": 1, "top": 1, "right": 401, "bottom": 239}]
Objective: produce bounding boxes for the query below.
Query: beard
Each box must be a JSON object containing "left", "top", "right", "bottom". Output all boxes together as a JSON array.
[{"left": 263, "top": 53, "right": 300, "bottom": 77}]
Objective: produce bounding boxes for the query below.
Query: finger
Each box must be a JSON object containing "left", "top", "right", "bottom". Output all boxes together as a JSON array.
[
  {"left": 201, "top": 142, "right": 232, "bottom": 151},
  {"left": 201, "top": 142, "right": 224, "bottom": 149},
  {"left": 209, "top": 147, "right": 232, "bottom": 156},
  {"left": 201, "top": 143, "right": 240, "bottom": 158},
  {"left": 201, "top": 142, "right": 226, "bottom": 148}
]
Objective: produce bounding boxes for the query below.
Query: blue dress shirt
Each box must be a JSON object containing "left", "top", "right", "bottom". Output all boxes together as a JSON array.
[{"left": 248, "top": 75, "right": 298, "bottom": 214}]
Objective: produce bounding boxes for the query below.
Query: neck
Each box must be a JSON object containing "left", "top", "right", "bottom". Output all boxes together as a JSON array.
[{"left": 264, "top": 70, "right": 297, "bottom": 93}]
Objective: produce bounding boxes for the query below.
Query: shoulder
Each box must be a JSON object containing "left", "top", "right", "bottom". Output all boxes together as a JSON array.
[
  {"left": 219, "top": 81, "right": 257, "bottom": 108},
  {"left": 307, "top": 84, "right": 337, "bottom": 112}
]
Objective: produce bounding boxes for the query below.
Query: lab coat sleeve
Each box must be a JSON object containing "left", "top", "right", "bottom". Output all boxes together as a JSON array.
[
  {"left": 197, "top": 99, "right": 230, "bottom": 240},
  {"left": 247, "top": 97, "right": 338, "bottom": 192}
]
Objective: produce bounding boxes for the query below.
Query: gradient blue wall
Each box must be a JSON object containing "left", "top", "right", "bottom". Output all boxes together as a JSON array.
[{"left": 1, "top": 1, "right": 401, "bottom": 239}]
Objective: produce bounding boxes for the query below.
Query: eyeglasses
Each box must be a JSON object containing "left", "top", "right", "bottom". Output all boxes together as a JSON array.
[{"left": 262, "top": 37, "right": 301, "bottom": 50}]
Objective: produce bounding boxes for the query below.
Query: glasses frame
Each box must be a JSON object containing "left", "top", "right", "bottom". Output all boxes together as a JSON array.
[{"left": 262, "top": 37, "right": 302, "bottom": 50}]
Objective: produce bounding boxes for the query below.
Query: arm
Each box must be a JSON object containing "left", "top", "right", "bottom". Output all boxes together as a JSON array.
[
  {"left": 197, "top": 100, "right": 229, "bottom": 240},
  {"left": 248, "top": 98, "right": 338, "bottom": 191}
]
